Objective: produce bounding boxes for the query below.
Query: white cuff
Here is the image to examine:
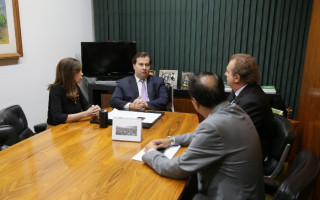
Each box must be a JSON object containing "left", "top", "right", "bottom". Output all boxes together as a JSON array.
[{"left": 124, "top": 102, "right": 131, "bottom": 110}]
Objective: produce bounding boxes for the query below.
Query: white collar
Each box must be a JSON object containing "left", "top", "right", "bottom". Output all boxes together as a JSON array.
[
  {"left": 134, "top": 75, "right": 143, "bottom": 83},
  {"left": 235, "top": 84, "right": 248, "bottom": 96}
]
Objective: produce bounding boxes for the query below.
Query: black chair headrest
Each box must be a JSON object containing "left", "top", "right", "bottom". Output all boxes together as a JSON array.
[
  {"left": 0, "top": 105, "right": 29, "bottom": 132},
  {"left": 271, "top": 114, "right": 296, "bottom": 160},
  {"left": 0, "top": 105, "right": 34, "bottom": 140},
  {"left": 274, "top": 150, "right": 320, "bottom": 200},
  {"left": 0, "top": 125, "right": 20, "bottom": 150},
  {"left": 165, "top": 83, "right": 172, "bottom": 101}
]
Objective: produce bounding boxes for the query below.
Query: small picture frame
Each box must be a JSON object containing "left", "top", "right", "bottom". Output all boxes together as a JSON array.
[
  {"left": 181, "top": 72, "right": 194, "bottom": 89},
  {"left": 149, "top": 70, "right": 156, "bottom": 76},
  {"left": 159, "top": 70, "right": 178, "bottom": 89},
  {"left": 112, "top": 117, "right": 142, "bottom": 142}
]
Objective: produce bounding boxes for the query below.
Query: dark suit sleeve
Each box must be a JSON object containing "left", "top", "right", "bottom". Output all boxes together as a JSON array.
[
  {"left": 147, "top": 78, "right": 168, "bottom": 110},
  {"left": 110, "top": 84, "right": 128, "bottom": 109},
  {"left": 239, "top": 101, "right": 265, "bottom": 131},
  {"left": 234, "top": 85, "right": 274, "bottom": 157},
  {"left": 233, "top": 84, "right": 273, "bottom": 134},
  {"left": 110, "top": 77, "right": 139, "bottom": 109}
]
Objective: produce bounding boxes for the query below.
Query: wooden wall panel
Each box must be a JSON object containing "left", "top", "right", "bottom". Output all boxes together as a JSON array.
[
  {"left": 101, "top": 94, "right": 113, "bottom": 109},
  {"left": 174, "top": 97, "right": 204, "bottom": 122},
  {"left": 295, "top": 0, "right": 320, "bottom": 199}
]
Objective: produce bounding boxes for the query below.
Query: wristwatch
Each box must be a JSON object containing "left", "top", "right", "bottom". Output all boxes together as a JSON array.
[{"left": 167, "top": 136, "right": 174, "bottom": 146}]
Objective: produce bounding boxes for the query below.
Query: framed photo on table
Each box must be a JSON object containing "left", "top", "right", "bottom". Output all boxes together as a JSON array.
[
  {"left": 112, "top": 117, "right": 142, "bottom": 142},
  {"left": 149, "top": 70, "right": 156, "bottom": 76},
  {"left": 0, "top": 0, "right": 23, "bottom": 59},
  {"left": 159, "top": 70, "right": 178, "bottom": 89},
  {"left": 181, "top": 72, "right": 194, "bottom": 89}
]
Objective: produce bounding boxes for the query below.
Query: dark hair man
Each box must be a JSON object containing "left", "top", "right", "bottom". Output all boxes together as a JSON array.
[
  {"left": 110, "top": 52, "right": 168, "bottom": 111},
  {"left": 142, "top": 72, "right": 264, "bottom": 199},
  {"left": 225, "top": 53, "right": 274, "bottom": 164}
]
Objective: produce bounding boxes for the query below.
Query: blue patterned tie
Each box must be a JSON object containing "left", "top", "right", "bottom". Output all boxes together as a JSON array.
[{"left": 140, "top": 79, "right": 148, "bottom": 102}]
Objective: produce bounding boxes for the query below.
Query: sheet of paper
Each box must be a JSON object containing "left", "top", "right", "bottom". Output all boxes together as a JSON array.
[
  {"left": 132, "top": 145, "right": 181, "bottom": 161},
  {"left": 109, "top": 108, "right": 162, "bottom": 124}
]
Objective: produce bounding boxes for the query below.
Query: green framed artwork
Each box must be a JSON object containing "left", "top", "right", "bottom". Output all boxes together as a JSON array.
[{"left": 0, "top": 0, "right": 22, "bottom": 59}]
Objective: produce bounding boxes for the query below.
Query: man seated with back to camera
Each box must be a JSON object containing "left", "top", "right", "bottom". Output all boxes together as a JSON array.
[
  {"left": 110, "top": 52, "right": 168, "bottom": 111},
  {"left": 142, "top": 72, "right": 264, "bottom": 200},
  {"left": 224, "top": 53, "right": 274, "bottom": 167}
]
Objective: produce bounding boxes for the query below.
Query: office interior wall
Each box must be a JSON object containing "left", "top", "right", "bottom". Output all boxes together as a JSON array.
[
  {"left": 93, "top": 0, "right": 313, "bottom": 119},
  {"left": 0, "top": 0, "right": 94, "bottom": 130}
]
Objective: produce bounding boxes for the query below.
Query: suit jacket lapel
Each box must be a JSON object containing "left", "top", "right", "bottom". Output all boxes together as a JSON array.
[
  {"left": 233, "top": 84, "right": 254, "bottom": 104},
  {"left": 227, "top": 91, "right": 236, "bottom": 102},
  {"left": 129, "top": 76, "right": 139, "bottom": 98},
  {"left": 146, "top": 76, "right": 154, "bottom": 100}
]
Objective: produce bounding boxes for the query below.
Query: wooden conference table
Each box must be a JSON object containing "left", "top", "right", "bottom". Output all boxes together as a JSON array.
[{"left": 0, "top": 111, "right": 199, "bottom": 200}]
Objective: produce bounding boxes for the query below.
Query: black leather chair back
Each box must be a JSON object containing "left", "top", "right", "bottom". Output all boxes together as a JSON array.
[
  {"left": 0, "top": 125, "right": 20, "bottom": 150},
  {"left": 0, "top": 105, "right": 34, "bottom": 140},
  {"left": 165, "top": 83, "right": 174, "bottom": 112},
  {"left": 273, "top": 150, "right": 320, "bottom": 200},
  {"left": 264, "top": 114, "right": 296, "bottom": 178},
  {"left": 271, "top": 114, "right": 296, "bottom": 160}
]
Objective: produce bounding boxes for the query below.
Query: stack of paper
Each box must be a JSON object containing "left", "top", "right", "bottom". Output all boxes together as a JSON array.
[
  {"left": 224, "top": 84, "right": 232, "bottom": 92},
  {"left": 132, "top": 145, "right": 181, "bottom": 161},
  {"left": 223, "top": 83, "right": 276, "bottom": 94},
  {"left": 109, "top": 108, "right": 161, "bottom": 124},
  {"left": 261, "top": 86, "right": 276, "bottom": 94}
]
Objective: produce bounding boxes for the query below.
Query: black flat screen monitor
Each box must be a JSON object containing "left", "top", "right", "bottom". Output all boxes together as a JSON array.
[{"left": 81, "top": 42, "right": 136, "bottom": 79}]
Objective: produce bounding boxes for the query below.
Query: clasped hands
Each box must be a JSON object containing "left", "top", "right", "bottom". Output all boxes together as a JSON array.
[
  {"left": 144, "top": 138, "right": 172, "bottom": 152},
  {"left": 87, "top": 105, "right": 101, "bottom": 117},
  {"left": 129, "top": 96, "right": 149, "bottom": 111}
]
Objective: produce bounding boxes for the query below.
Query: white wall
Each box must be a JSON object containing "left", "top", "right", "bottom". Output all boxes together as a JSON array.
[{"left": 0, "top": 0, "right": 94, "bottom": 130}]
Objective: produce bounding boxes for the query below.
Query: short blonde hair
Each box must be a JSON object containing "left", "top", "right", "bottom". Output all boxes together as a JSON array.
[{"left": 230, "top": 54, "right": 261, "bottom": 84}]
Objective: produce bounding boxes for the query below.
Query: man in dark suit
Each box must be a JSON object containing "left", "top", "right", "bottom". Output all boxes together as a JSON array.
[
  {"left": 110, "top": 52, "right": 168, "bottom": 111},
  {"left": 225, "top": 53, "right": 274, "bottom": 163},
  {"left": 142, "top": 73, "right": 264, "bottom": 199}
]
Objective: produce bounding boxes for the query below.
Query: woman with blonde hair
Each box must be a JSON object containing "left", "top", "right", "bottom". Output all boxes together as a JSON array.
[{"left": 47, "top": 57, "right": 100, "bottom": 126}]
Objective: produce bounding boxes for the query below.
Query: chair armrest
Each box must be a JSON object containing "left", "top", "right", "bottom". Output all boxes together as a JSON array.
[
  {"left": 264, "top": 177, "right": 280, "bottom": 195},
  {"left": 34, "top": 123, "right": 47, "bottom": 133},
  {"left": 0, "top": 125, "right": 20, "bottom": 150}
]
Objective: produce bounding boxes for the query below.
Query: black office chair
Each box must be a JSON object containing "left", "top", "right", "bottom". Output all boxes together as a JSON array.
[
  {"left": 34, "top": 123, "right": 47, "bottom": 133},
  {"left": 165, "top": 83, "right": 175, "bottom": 112},
  {"left": 0, "top": 125, "right": 20, "bottom": 151},
  {"left": 265, "top": 150, "right": 320, "bottom": 200},
  {"left": 0, "top": 105, "right": 46, "bottom": 144},
  {"left": 264, "top": 114, "right": 296, "bottom": 181}
]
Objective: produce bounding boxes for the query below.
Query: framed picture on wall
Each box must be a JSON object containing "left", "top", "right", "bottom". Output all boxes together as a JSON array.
[
  {"left": 0, "top": 0, "right": 23, "bottom": 59},
  {"left": 159, "top": 69, "right": 178, "bottom": 89}
]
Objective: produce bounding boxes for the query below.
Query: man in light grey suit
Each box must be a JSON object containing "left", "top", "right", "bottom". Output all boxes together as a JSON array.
[{"left": 142, "top": 72, "right": 264, "bottom": 199}]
